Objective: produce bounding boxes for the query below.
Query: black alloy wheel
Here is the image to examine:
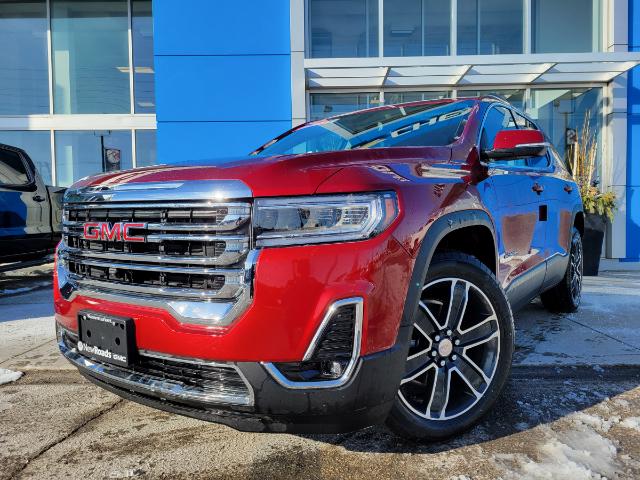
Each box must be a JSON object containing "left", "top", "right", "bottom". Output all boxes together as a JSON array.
[
  {"left": 541, "top": 228, "right": 583, "bottom": 313},
  {"left": 387, "top": 253, "right": 514, "bottom": 440}
]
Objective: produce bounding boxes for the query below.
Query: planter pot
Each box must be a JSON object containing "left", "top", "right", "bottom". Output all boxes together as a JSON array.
[{"left": 583, "top": 213, "right": 606, "bottom": 276}]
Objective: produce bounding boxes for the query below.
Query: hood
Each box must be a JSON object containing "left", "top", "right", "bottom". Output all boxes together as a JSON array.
[{"left": 70, "top": 147, "right": 452, "bottom": 197}]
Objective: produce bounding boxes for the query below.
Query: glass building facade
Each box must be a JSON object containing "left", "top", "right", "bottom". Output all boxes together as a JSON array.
[
  {"left": 0, "top": 0, "right": 156, "bottom": 187},
  {"left": 0, "top": 1, "right": 49, "bottom": 115},
  {"left": 0, "top": 0, "right": 607, "bottom": 187},
  {"left": 306, "top": 0, "right": 606, "bottom": 176},
  {"left": 308, "top": 0, "right": 379, "bottom": 58},
  {"left": 308, "top": 0, "right": 602, "bottom": 58}
]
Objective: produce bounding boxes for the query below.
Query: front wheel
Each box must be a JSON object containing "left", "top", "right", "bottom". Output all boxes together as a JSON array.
[{"left": 386, "top": 252, "right": 514, "bottom": 440}]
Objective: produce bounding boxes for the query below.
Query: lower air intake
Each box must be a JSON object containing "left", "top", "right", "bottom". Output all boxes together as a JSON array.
[{"left": 273, "top": 300, "right": 361, "bottom": 384}]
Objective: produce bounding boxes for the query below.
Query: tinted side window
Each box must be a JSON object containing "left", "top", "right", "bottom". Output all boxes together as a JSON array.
[
  {"left": 482, "top": 107, "right": 527, "bottom": 167},
  {"left": 513, "top": 111, "right": 536, "bottom": 130},
  {"left": 0, "top": 149, "right": 29, "bottom": 186},
  {"left": 480, "top": 106, "right": 516, "bottom": 150},
  {"left": 512, "top": 112, "right": 551, "bottom": 169}
]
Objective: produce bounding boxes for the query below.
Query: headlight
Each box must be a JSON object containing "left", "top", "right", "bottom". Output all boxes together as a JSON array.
[{"left": 254, "top": 192, "right": 398, "bottom": 247}]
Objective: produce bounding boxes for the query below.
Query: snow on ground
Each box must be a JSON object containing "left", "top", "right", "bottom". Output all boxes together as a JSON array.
[
  {"left": 620, "top": 417, "right": 640, "bottom": 431},
  {"left": 0, "top": 368, "right": 23, "bottom": 385},
  {"left": 494, "top": 426, "right": 619, "bottom": 480},
  {"left": 492, "top": 407, "right": 632, "bottom": 480},
  {"left": 571, "top": 411, "right": 620, "bottom": 432},
  {"left": 0, "top": 281, "right": 52, "bottom": 296}
]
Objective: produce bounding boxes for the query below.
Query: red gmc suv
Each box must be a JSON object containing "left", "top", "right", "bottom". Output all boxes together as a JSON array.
[{"left": 54, "top": 97, "right": 583, "bottom": 439}]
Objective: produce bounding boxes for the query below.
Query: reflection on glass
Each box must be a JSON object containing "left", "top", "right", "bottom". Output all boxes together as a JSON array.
[
  {"left": 55, "top": 130, "right": 132, "bottom": 187},
  {"left": 384, "top": 0, "right": 450, "bottom": 56},
  {"left": 527, "top": 88, "right": 603, "bottom": 176},
  {"left": 0, "top": 1, "right": 49, "bottom": 114},
  {"left": 309, "top": 93, "right": 382, "bottom": 120},
  {"left": 308, "top": 0, "right": 378, "bottom": 58},
  {"left": 533, "top": 0, "right": 601, "bottom": 53},
  {"left": 0, "top": 131, "right": 52, "bottom": 184},
  {"left": 132, "top": 0, "right": 155, "bottom": 113},
  {"left": 385, "top": 91, "right": 451, "bottom": 105},
  {"left": 51, "top": 0, "right": 130, "bottom": 114},
  {"left": 457, "top": 0, "right": 523, "bottom": 55},
  {"left": 458, "top": 90, "right": 525, "bottom": 110},
  {"left": 135, "top": 130, "right": 156, "bottom": 167},
  {"left": 256, "top": 101, "right": 474, "bottom": 156}
]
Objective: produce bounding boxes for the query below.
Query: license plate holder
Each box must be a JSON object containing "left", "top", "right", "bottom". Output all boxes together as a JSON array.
[{"left": 77, "top": 311, "right": 136, "bottom": 367}]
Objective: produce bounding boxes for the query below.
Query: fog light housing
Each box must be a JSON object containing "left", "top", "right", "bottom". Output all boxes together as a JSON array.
[
  {"left": 264, "top": 298, "right": 363, "bottom": 388},
  {"left": 321, "top": 360, "right": 344, "bottom": 379}
]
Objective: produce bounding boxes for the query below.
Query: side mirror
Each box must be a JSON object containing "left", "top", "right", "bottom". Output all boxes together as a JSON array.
[{"left": 482, "top": 129, "right": 549, "bottom": 161}]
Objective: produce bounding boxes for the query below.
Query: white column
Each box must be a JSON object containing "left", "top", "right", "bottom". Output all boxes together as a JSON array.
[
  {"left": 604, "top": 0, "right": 629, "bottom": 258},
  {"left": 605, "top": 75, "right": 628, "bottom": 258},
  {"left": 291, "top": 0, "right": 306, "bottom": 126},
  {"left": 608, "top": 0, "right": 628, "bottom": 53},
  {"left": 523, "top": 0, "right": 531, "bottom": 54}
]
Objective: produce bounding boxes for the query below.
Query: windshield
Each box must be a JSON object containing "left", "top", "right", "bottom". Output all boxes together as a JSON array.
[{"left": 253, "top": 100, "right": 473, "bottom": 156}]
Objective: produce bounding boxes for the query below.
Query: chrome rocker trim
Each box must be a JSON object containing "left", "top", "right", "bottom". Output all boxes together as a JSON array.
[{"left": 262, "top": 297, "right": 364, "bottom": 390}]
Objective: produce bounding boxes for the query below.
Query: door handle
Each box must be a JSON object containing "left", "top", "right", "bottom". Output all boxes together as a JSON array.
[
  {"left": 532, "top": 183, "right": 544, "bottom": 195},
  {"left": 564, "top": 184, "right": 573, "bottom": 194},
  {"left": 32, "top": 195, "right": 46, "bottom": 202}
]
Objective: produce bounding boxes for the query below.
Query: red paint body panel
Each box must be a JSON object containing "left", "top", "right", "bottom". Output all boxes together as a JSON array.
[{"left": 54, "top": 229, "right": 413, "bottom": 360}]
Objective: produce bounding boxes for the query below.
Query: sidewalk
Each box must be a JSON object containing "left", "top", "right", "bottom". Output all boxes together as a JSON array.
[
  {"left": 600, "top": 257, "right": 640, "bottom": 272},
  {"left": 514, "top": 270, "right": 640, "bottom": 366}
]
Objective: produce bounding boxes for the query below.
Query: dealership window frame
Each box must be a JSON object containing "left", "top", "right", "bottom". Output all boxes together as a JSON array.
[
  {"left": 0, "top": 0, "right": 156, "bottom": 187},
  {"left": 305, "top": 0, "right": 605, "bottom": 58}
]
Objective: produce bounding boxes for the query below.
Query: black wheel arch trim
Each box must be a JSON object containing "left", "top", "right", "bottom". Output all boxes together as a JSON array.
[
  {"left": 398, "top": 209, "right": 498, "bottom": 332},
  {"left": 572, "top": 206, "right": 585, "bottom": 236}
]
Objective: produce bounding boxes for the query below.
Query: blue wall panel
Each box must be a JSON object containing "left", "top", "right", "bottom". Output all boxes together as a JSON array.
[
  {"left": 152, "top": 0, "right": 292, "bottom": 161},
  {"left": 155, "top": 56, "right": 292, "bottom": 122},
  {"left": 157, "top": 121, "right": 292, "bottom": 163},
  {"left": 628, "top": 0, "right": 640, "bottom": 259},
  {"left": 154, "top": 1, "right": 291, "bottom": 56}
]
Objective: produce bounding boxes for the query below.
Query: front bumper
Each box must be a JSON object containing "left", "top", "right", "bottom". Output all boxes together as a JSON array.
[
  {"left": 54, "top": 232, "right": 413, "bottom": 361},
  {"left": 58, "top": 324, "right": 409, "bottom": 433},
  {"left": 53, "top": 206, "right": 416, "bottom": 432}
]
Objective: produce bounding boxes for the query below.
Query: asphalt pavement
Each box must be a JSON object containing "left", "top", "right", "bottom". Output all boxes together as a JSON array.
[{"left": 1, "top": 263, "right": 639, "bottom": 479}]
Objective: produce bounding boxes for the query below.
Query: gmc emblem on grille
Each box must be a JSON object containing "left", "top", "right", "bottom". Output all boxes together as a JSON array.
[{"left": 82, "top": 222, "right": 146, "bottom": 242}]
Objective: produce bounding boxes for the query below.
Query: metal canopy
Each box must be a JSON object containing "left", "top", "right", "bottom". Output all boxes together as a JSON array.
[{"left": 305, "top": 52, "right": 640, "bottom": 89}]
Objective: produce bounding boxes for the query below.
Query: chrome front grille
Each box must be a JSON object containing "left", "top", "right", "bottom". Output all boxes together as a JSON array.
[
  {"left": 63, "top": 202, "right": 250, "bottom": 263},
  {"left": 57, "top": 180, "right": 257, "bottom": 327}
]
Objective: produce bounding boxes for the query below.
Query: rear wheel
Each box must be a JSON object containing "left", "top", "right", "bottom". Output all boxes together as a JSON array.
[
  {"left": 540, "top": 228, "right": 583, "bottom": 313},
  {"left": 386, "top": 253, "right": 514, "bottom": 440}
]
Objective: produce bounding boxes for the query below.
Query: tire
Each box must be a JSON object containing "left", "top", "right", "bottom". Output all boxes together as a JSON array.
[
  {"left": 540, "top": 228, "right": 583, "bottom": 313},
  {"left": 386, "top": 252, "right": 514, "bottom": 440}
]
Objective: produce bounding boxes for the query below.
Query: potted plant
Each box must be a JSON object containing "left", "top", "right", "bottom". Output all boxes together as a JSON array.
[{"left": 566, "top": 113, "right": 617, "bottom": 276}]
